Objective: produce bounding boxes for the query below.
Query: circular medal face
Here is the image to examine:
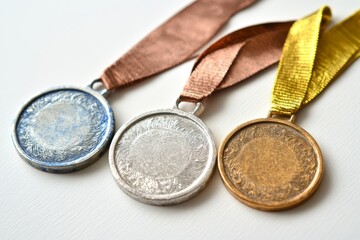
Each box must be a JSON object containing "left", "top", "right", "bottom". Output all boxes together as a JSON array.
[
  {"left": 12, "top": 86, "right": 114, "bottom": 173},
  {"left": 218, "top": 118, "right": 323, "bottom": 211},
  {"left": 109, "top": 109, "right": 216, "bottom": 205}
]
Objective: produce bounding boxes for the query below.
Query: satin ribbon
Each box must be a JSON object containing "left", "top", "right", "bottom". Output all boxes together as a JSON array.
[
  {"left": 180, "top": 21, "right": 294, "bottom": 102},
  {"left": 101, "top": 0, "right": 257, "bottom": 90},
  {"left": 271, "top": 7, "right": 360, "bottom": 116}
]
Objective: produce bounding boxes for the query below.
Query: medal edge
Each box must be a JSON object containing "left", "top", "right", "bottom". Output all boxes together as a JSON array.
[
  {"left": 11, "top": 86, "right": 115, "bottom": 173},
  {"left": 108, "top": 108, "right": 217, "bottom": 205},
  {"left": 218, "top": 117, "right": 324, "bottom": 211}
]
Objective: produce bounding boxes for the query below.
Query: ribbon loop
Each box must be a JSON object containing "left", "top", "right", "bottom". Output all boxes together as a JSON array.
[
  {"left": 270, "top": 6, "right": 332, "bottom": 116},
  {"left": 180, "top": 21, "right": 294, "bottom": 102},
  {"left": 304, "top": 10, "right": 360, "bottom": 104},
  {"left": 271, "top": 7, "right": 360, "bottom": 116},
  {"left": 101, "top": 0, "right": 257, "bottom": 90}
]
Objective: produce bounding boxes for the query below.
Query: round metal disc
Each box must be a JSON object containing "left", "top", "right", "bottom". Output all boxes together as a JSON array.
[
  {"left": 109, "top": 109, "right": 216, "bottom": 205},
  {"left": 218, "top": 118, "right": 324, "bottom": 211},
  {"left": 12, "top": 86, "right": 114, "bottom": 173}
]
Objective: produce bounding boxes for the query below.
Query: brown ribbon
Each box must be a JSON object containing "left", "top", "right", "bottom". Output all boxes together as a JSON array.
[
  {"left": 180, "top": 21, "right": 295, "bottom": 103},
  {"left": 101, "top": 0, "right": 257, "bottom": 90}
]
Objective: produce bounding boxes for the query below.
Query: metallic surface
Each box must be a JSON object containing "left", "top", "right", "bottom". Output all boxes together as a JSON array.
[
  {"left": 174, "top": 98, "right": 204, "bottom": 117},
  {"left": 12, "top": 86, "right": 114, "bottom": 173},
  {"left": 218, "top": 118, "right": 323, "bottom": 211},
  {"left": 109, "top": 108, "right": 216, "bottom": 205}
]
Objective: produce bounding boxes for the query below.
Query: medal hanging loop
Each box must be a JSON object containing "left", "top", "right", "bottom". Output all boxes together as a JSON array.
[
  {"left": 88, "top": 79, "right": 110, "bottom": 97},
  {"left": 270, "top": 7, "right": 360, "bottom": 117},
  {"left": 267, "top": 111, "right": 296, "bottom": 123},
  {"left": 174, "top": 98, "right": 205, "bottom": 117}
]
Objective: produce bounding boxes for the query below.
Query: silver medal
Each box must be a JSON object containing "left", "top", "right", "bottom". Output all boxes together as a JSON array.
[
  {"left": 12, "top": 80, "right": 114, "bottom": 173},
  {"left": 109, "top": 101, "right": 216, "bottom": 205}
]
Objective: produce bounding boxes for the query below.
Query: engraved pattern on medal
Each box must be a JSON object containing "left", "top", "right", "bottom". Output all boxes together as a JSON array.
[
  {"left": 222, "top": 123, "right": 317, "bottom": 203},
  {"left": 16, "top": 90, "right": 108, "bottom": 163},
  {"left": 115, "top": 114, "right": 210, "bottom": 195}
]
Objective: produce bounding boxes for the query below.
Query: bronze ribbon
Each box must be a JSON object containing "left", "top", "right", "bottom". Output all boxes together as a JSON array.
[
  {"left": 101, "top": 0, "right": 257, "bottom": 90},
  {"left": 179, "top": 21, "right": 294, "bottom": 103}
]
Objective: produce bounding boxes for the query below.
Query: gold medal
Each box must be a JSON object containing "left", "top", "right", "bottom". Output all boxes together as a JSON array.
[
  {"left": 218, "top": 7, "right": 360, "bottom": 210},
  {"left": 218, "top": 117, "right": 323, "bottom": 210}
]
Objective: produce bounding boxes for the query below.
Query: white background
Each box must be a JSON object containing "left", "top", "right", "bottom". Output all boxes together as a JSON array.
[{"left": 1, "top": 0, "right": 360, "bottom": 239}]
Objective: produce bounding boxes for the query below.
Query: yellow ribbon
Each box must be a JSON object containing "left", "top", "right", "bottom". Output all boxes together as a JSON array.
[{"left": 270, "top": 6, "right": 360, "bottom": 116}]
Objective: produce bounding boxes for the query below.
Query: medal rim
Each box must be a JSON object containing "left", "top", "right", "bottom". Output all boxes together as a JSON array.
[
  {"left": 218, "top": 117, "right": 324, "bottom": 211},
  {"left": 12, "top": 85, "right": 115, "bottom": 173},
  {"left": 109, "top": 108, "right": 217, "bottom": 205}
]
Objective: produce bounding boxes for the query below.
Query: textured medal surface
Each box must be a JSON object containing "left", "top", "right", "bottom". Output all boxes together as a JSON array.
[
  {"left": 218, "top": 118, "right": 323, "bottom": 211},
  {"left": 109, "top": 109, "right": 216, "bottom": 205},
  {"left": 12, "top": 87, "right": 114, "bottom": 173}
]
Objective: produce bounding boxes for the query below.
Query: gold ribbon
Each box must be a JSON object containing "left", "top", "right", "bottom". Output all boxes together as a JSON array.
[{"left": 270, "top": 6, "right": 360, "bottom": 116}]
